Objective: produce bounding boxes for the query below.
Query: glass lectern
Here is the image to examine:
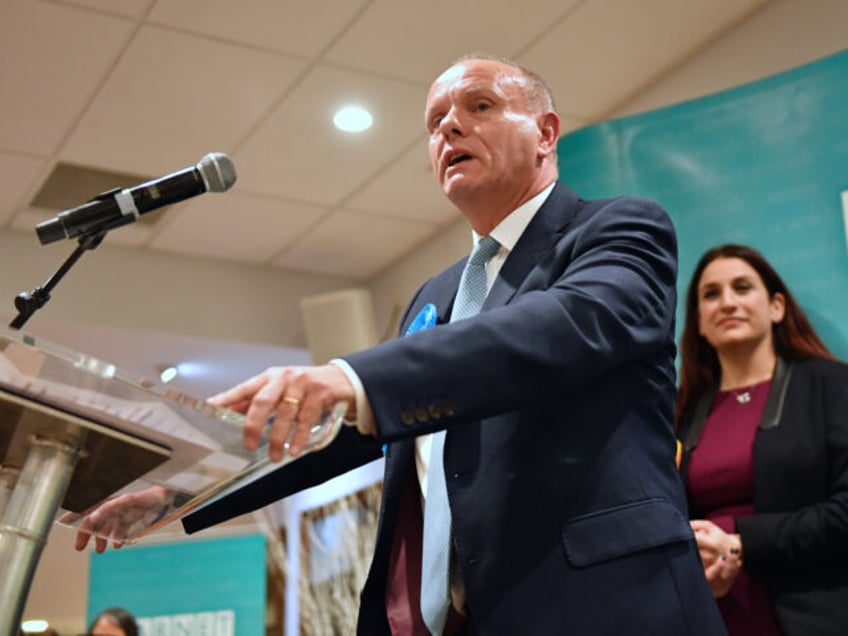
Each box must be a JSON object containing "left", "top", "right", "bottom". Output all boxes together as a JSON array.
[{"left": 0, "top": 325, "right": 343, "bottom": 633}]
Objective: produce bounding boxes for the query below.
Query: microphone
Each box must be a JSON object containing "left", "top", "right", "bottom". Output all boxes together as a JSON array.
[{"left": 35, "top": 152, "right": 237, "bottom": 244}]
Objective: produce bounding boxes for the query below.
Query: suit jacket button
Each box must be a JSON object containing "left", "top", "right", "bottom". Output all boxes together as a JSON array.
[
  {"left": 401, "top": 411, "right": 415, "bottom": 426},
  {"left": 442, "top": 401, "right": 455, "bottom": 416},
  {"left": 428, "top": 404, "right": 442, "bottom": 419},
  {"left": 415, "top": 408, "right": 428, "bottom": 423}
]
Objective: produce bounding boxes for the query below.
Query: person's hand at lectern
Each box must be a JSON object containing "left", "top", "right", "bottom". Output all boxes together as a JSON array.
[
  {"left": 68, "top": 365, "right": 354, "bottom": 553},
  {"left": 207, "top": 363, "right": 357, "bottom": 462},
  {"left": 71, "top": 485, "right": 172, "bottom": 553}
]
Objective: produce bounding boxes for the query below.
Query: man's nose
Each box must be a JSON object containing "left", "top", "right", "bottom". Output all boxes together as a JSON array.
[{"left": 437, "top": 106, "right": 464, "bottom": 137}]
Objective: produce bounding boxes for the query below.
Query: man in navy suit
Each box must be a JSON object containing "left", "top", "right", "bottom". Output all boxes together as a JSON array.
[{"left": 184, "top": 55, "right": 725, "bottom": 635}]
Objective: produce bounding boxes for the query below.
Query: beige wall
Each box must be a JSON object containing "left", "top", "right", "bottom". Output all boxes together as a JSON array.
[{"left": 0, "top": 231, "right": 357, "bottom": 348}]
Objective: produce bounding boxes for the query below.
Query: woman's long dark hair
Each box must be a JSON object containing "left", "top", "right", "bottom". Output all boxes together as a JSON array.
[{"left": 677, "top": 244, "right": 832, "bottom": 422}]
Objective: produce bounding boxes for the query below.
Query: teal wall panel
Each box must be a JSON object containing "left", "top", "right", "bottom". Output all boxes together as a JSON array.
[
  {"left": 558, "top": 50, "right": 848, "bottom": 357},
  {"left": 88, "top": 534, "right": 266, "bottom": 636}
]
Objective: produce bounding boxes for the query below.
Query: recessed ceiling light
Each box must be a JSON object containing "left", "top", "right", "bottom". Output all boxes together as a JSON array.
[
  {"left": 158, "top": 364, "right": 179, "bottom": 383},
  {"left": 333, "top": 105, "right": 373, "bottom": 133},
  {"left": 21, "top": 620, "right": 50, "bottom": 634}
]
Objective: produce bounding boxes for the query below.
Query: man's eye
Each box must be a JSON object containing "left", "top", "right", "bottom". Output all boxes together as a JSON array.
[
  {"left": 430, "top": 116, "right": 443, "bottom": 131},
  {"left": 475, "top": 102, "right": 491, "bottom": 112}
]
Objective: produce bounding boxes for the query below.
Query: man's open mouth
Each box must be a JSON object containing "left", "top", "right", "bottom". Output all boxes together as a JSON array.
[{"left": 447, "top": 153, "right": 472, "bottom": 167}]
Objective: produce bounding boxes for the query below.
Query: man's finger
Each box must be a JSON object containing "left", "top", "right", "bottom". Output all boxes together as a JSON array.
[
  {"left": 208, "top": 373, "right": 268, "bottom": 406},
  {"left": 75, "top": 530, "right": 92, "bottom": 551}
]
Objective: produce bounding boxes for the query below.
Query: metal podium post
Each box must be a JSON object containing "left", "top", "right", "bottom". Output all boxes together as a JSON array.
[{"left": 0, "top": 430, "right": 83, "bottom": 635}]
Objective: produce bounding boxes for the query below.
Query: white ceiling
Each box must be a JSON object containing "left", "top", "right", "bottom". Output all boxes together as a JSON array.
[{"left": 1, "top": 0, "right": 773, "bottom": 283}]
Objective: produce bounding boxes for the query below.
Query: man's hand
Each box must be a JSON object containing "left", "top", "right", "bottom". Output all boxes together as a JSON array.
[
  {"left": 207, "top": 364, "right": 354, "bottom": 462},
  {"left": 69, "top": 485, "right": 172, "bottom": 553}
]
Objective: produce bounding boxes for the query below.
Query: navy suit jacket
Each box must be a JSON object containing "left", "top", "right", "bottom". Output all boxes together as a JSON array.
[{"left": 184, "top": 183, "right": 725, "bottom": 635}]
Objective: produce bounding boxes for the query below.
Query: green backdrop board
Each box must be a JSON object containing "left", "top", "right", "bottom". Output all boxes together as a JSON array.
[
  {"left": 558, "top": 49, "right": 848, "bottom": 358},
  {"left": 88, "top": 534, "right": 266, "bottom": 636}
]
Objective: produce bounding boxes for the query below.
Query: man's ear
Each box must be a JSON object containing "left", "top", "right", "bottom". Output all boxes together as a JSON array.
[{"left": 537, "top": 111, "right": 560, "bottom": 157}]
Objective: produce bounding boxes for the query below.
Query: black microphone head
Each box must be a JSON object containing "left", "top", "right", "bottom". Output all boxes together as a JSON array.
[{"left": 197, "top": 152, "right": 237, "bottom": 192}]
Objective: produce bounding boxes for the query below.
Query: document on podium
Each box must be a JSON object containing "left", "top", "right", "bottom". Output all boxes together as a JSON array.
[{"left": 0, "top": 325, "right": 343, "bottom": 545}]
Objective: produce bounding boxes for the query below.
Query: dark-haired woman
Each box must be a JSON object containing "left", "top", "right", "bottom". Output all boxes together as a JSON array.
[{"left": 676, "top": 244, "right": 848, "bottom": 636}]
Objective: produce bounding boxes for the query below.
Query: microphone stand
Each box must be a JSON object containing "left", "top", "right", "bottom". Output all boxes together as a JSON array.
[{"left": 8, "top": 230, "right": 107, "bottom": 330}]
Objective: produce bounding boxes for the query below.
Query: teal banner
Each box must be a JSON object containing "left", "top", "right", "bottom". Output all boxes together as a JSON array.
[
  {"left": 88, "top": 534, "right": 266, "bottom": 636},
  {"left": 558, "top": 49, "right": 848, "bottom": 357}
]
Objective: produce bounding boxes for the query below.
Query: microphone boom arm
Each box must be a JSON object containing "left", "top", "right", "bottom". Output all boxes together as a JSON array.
[{"left": 8, "top": 230, "right": 107, "bottom": 330}]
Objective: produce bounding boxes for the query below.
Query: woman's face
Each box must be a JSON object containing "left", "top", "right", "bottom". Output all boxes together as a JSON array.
[{"left": 696, "top": 256, "right": 785, "bottom": 353}]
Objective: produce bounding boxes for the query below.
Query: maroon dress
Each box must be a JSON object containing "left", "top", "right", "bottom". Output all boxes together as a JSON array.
[{"left": 686, "top": 380, "right": 784, "bottom": 635}]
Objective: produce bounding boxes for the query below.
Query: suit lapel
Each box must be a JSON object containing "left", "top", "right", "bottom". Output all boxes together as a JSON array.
[
  {"left": 484, "top": 182, "right": 579, "bottom": 309},
  {"left": 407, "top": 182, "right": 581, "bottom": 321}
]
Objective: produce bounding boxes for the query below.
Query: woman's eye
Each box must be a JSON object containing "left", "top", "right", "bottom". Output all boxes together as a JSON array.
[{"left": 701, "top": 289, "right": 718, "bottom": 300}]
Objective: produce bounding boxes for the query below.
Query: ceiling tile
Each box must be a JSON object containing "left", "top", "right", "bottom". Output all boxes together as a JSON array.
[
  {"left": 63, "top": 0, "right": 156, "bottom": 19},
  {"left": 150, "top": 190, "right": 329, "bottom": 264},
  {"left": 323, "top": 0, "right": 582, "bottom": 83},
  {"left": 234, "top": 64, "right": 427, "bottom": 206},
  {"left": 519, "top": 0, "right": 768, "bottom": 119},
  {"left": 0, "top": 0, "right": 135, "bottom": 155},
  {"left": 345, "top": 138, "right": 457, "bottom": 224},
  {"left": 273, "top": 209, "right": 437, "bottom": 278},
  {"left": 61, "top": 25, "right": 307, "bottom": 174},
  {"left": 148, "top": 0, "right": 370, "bottom": 58},
  {"left": 0, "top": 152, "right": 49, "bottom": 226}
]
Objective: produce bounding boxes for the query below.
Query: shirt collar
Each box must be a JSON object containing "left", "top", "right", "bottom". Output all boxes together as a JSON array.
[{"left": 471, "top": 182, "right": 555, "bottom": 252}]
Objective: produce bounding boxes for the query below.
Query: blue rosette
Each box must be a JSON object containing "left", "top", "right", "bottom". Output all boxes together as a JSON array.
[
  {"left": 406, "top": 302, "right": 438, "bottom": 335},
  {"left": 383, "top": 303, "right": 438, "bottom": 455}
]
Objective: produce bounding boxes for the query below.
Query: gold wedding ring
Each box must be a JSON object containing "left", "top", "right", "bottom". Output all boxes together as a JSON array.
[{"left": 282, "top": 395, "right": 301, "bottom": 406}]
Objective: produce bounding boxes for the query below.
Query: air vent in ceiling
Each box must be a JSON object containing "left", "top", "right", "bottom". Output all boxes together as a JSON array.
[{"left": 30, "top": 162, "right": 164, "bottom": 225}]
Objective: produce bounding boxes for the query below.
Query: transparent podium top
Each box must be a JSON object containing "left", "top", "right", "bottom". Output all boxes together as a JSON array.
[{"left": 0, "top": 325, "right": 343, "bottom": 545}]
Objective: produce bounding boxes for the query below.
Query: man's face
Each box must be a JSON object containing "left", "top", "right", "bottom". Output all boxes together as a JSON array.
[{"left": 424, "top": 59, "right": 549, "bottom": 212}]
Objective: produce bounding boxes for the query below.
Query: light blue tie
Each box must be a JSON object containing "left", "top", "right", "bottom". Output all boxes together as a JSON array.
[{"left": 421, "top": 235, "right": 500, "bottom": 635}]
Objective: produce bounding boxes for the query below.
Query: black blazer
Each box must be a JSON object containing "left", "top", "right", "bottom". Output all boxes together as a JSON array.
[
  {"left": 679, "top": 358, "right": 848, "bottom": 636},
  {"left": 186, "top": 183, "right": 725, "bottom": 635}
]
